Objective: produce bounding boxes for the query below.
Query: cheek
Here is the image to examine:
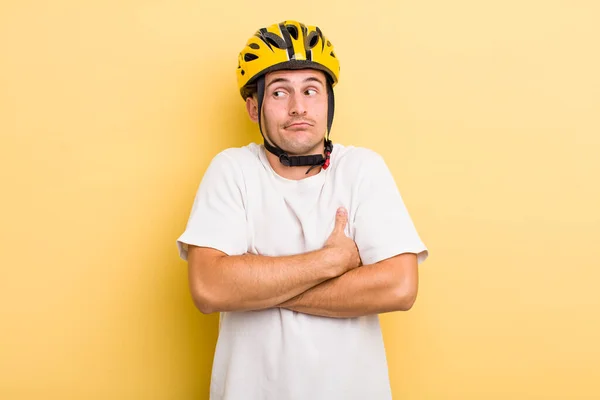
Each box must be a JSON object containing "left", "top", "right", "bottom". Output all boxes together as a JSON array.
[
  {"left": 313, "top": 99, "right": 328, "bottom": 122},
  {"left": 263, "top": 103, "right": 287, "bottom": 125}
]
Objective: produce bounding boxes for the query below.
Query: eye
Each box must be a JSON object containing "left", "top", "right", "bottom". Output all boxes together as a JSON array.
[
  {"left": 305, "top": 89, "right": 317, "bottom": 96},
  {"left": 273, "top": 90, "right": 286, "bottom": 98}
]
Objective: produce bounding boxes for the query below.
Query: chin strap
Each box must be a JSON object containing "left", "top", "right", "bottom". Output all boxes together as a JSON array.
[
  {"left": 263, "top": 137, "right": 332, "bottom": 173},
  {"left": 256, "top": 77, "right": 335, "bottom": 174}
]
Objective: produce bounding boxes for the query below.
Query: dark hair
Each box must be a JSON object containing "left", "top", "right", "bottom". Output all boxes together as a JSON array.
[{"left": 241, "top": 82, "right": 258, "bottom": 100}]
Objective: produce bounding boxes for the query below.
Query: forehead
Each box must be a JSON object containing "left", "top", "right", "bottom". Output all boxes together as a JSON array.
[{"left": 265, "top": 69, "right": 326, "bottom": 85}]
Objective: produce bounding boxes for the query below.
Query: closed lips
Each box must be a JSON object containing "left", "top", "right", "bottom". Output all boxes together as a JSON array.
[{"left": 286, "top": 121, "right": 313, "bottom": 128}]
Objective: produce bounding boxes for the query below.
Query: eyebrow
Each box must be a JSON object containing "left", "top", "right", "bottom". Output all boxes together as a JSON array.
[{"left": 266, "top": 76, "right": 325, "bottom": 89}]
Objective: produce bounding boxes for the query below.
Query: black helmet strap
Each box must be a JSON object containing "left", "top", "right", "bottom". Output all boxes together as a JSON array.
[{"left": 256, "top": 76, "right": 334, "bottom": 174}]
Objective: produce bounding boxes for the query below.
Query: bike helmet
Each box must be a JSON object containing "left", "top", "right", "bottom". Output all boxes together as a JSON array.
[{"left": 237, "top": 20, "right": 340, "bottom": 171}]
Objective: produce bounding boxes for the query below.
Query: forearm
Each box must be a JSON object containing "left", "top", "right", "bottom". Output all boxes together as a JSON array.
[
  {"left": 189, "top": 247, "right": 342, "bottom": 313},
  {"left": 278, "top": 259, "right": 416, "bottom": 318}
]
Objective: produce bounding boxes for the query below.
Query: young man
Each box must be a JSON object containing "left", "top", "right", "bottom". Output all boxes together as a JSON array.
[{"left": 177, "top": 20, "right": 429, "bottom": 400}]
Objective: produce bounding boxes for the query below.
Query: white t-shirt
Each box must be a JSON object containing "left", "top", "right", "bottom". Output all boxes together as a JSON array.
[{"left": 177, "top": 142, "right": 428, "bottom": 400}]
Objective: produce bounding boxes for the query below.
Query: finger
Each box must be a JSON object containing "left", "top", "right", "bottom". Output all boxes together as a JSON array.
[{"left": 333, "top": 207, "right": 348, "bottom": 234}]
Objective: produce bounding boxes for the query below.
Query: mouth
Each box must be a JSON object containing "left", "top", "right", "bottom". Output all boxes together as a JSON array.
[{"left": 285, "top": 122, "right": 313, "bottom": 129}]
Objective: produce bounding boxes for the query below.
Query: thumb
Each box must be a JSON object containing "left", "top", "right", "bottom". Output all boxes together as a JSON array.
[{"left": 333, "top": 207, "right": 348, "bottom": 234}]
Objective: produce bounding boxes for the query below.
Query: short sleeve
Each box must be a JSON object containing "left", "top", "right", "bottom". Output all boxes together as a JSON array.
[
  {"left": 176, "top": 151, "right": 247, "bottom": 261},
  {"left": 353, "top": 154, "right": 428, "bottom": 266}
]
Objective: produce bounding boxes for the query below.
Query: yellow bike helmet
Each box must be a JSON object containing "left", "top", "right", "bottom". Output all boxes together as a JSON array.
[
  {"left": 236, "top": 20, "right": 340, "bottom": 172},
  {"left": 237, "top": 20, "right": 340, "bottom": 96}
]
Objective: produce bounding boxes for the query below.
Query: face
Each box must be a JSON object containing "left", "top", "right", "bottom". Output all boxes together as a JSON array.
[{"left": 247, "top": 69, "right": 328, "bottom": 156}]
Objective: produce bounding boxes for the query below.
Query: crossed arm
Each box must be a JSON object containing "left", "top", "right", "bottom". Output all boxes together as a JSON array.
[
  {"left": 187, "top": 211, "right": 419, "bottom": 318},
  {"left": 188, "top": 246, "right": 418, "bottom": 318},
  {"left": 277, "top": 253, "right": 418, "bottom": 318}
]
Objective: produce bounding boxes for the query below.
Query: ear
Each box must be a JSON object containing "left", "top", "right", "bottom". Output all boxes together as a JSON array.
[{"left": 246, "top": 96, "right": 259, "bottom": 123}]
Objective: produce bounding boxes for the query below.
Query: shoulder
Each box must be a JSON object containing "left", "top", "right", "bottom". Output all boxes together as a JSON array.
[
  {"left": 214, "top": 142, "right": 261, "bottom": 165},
  {"left": 207, "top": 143, "right": 262, "bottom": 173},
  {"left": 196, "top": 143, "right": 263, "bottom": 190},
  {"left": 330, "top": 143, "right": 388, "bottom": 174}
]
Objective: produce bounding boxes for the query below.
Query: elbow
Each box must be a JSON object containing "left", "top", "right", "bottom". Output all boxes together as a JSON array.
[
  {"left": 188, "top": 250, "right": 229, "bottom": 314},
  {"left": 190, "top": 286, "right": 223, "bottom": 315},
  {"left": 392, "top": 263, "right": 419, "bottom": 311},
  {"left": 190, "top": 286, "right": 214, "bottom": 314},
  {"left": 199, "top": 304, "right": 217, "bottom": 315},
  {"left": 194, "top": 296, "right": 217, "bottom": 315},
  {"left": 189, "top": 268, "right": 226, "bottom": 314},
  {"left": 394, "top": 285, "right": 418, "bottom": 311}
]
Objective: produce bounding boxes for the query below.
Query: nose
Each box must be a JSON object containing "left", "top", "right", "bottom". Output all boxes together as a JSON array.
[{"left": 289, "top": 91, "right": 307, "bottom": 116}]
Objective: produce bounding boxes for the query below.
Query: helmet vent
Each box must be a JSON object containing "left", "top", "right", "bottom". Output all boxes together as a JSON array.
[
  {"left": 260, "top": 32, "right": 287, "bottom": 49},
  {"left": 306, "top": 32, "right": 319, "bottom": 49},
  {"left": 330, "top": 51, "right": 336, "bottom": 58},
  {"left": 286, "top": 25, "right": 298, "bottom": 40},
  {"left": 327, "top": 40, "right": 332, "bottom": 47},
  {"left": 244, "top": 53, "right": 259, "bottom": 62},
  {"left": 249, "top": 43, "right": 260, "bottom": 50},
  {"left": 241, "top": 70, "right": 245, "bottom": 76}
]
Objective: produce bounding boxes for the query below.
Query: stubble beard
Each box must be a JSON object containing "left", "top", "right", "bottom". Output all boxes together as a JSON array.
[{"left": 262, "top": 114, "right": 324, "bottom": 156}]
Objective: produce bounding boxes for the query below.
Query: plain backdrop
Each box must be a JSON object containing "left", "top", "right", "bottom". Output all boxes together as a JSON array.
[{"left": 1, "top": 0, "right": 599, "bottom": 398}]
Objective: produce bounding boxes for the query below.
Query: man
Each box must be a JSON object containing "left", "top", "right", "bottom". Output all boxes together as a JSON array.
[{"left": 177, "top": 20, "right": 429, "bottom": 400}]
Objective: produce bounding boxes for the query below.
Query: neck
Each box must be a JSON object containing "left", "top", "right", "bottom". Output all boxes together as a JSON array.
[{"left": 264, "top": 144, "right": 325, "bottom": 180}]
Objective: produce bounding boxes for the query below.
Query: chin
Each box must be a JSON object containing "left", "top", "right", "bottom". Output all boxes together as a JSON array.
[
  {"left": 291, "top": 143, "right": 324, "bottom": 156},
  {"left": 273, "top": 131, "right": 323, "bottom": 154}
]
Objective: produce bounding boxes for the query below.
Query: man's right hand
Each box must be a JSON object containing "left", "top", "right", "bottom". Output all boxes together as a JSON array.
[{"left": 324, "top": 207, "right": 362, "bottom": 272}]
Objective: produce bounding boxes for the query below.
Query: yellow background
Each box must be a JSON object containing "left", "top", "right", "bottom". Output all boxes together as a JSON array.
[{"left": 1, "top": 0, "right": 599, "bottom": 398}]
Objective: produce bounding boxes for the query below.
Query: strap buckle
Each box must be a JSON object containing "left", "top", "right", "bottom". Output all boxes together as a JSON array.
[{"left": 279, "top": 153, "right": 291, "bottom": 166}]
